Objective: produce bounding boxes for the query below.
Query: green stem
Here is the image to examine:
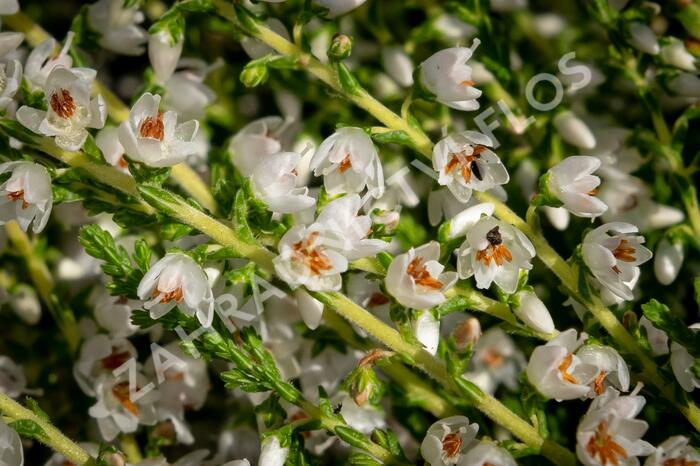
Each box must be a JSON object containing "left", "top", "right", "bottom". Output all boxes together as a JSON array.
[
  {"left": 4, "top": 222, "right": 81, "bottom": 353},
  {"left": 119, "top": 434, "right": 143, "bottom": 464},
  {"left": 0, "top": 392, "right": 96, "bottom": 466},
  {"left": 170, "top": 163, "right": 218, "bottom": 214}
]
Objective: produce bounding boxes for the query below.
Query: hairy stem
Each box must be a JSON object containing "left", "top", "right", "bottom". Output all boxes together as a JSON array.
[{"left": 0, "top": 392, "right": 97, "bottom": 465}]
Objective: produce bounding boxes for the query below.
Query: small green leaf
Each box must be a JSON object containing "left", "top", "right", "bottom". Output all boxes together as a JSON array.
[
  {"left": 337, "top": 62, "right": 361, "bottom": 95},
  {"left": 9, "top": 419, "right": 49, "bottom": 443}
]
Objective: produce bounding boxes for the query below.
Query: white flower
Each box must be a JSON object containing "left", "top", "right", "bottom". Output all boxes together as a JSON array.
[
  {"left": 258, "top": 436, "right": 289, "bottom": 466},
  {"left": 576, "top": 345, "right": 630, "bottom": 396},
  {"left": 654, "top": 238, "right": 684, "bottom": 285},
  {"left": 546, "top": 156, "right": 607, "bottom": 218},
  {"left": 553, "top": 111, "right": 596, "bottom": 150},
  {"left": 419, "top": 42, "right": 482, "bottom": 111},
  {"left": 88, "top": 371, "right": 159, "bottom": 441},
  {"left": 464, "top": 327, "right": 526, "bottom": 394},
  {"left": 413, "top": 310, "right": 440, "bottom": 355},
  {"left": 433, "top": 131, "right": 509, "bottom": 203},
  {"left": 0, "top": 161, "right": 53, "bottom": 233},
  {"left": 543, "top": 206, "right": 570, "bottom": 231},
  {"left": 251, "top": 151, "right": 315, "bottom": 214},
  {"left": 645, "top": 436, "right": 700, "bottom": 466},
  {"left": 0, "top": 0, "right": 18, "bottom": 15},
  {"left": 583, "top": 128, "right": 643, "bottom": 180},
  {"left": 0, "top": 356, "right": 27, "bottom": 398},
  {"left": 576, "top": 388, "right": 654, "bottom": 466},
  {"left": 456, "top": 216, "right": 535, "bottom": 293},
  {"left": 660, "top": 38, "right": 696, "bottom": 71},
  {"left": 444, "top": 202, "right": 495, "bottom": 240},
  {"left": 0, "top": 31, "right": 23, "bottom": 59},
  {"left": 310, "top": 127, "right": 384, "bottom": 198},
  {"left": 87, "top": 0, "right": 148, "bottom": 56},
  {"left": 420, "top": 415, "right": 479, "bottom": 466},
  {"left": 118, "top": 93, "right": 199, "bottom": 167},
  {"left": 582, "top": 222, "right": 652, "bottom": 301},
  {"left": 598, "top": 175, "right": 684, "bottom": 231},
  {"left": 527, "top": 329, "right": 598, "bottom": 400},
  {"left": 17, "top": 67, "right": 107, "bottom": 151},
  {"left": 433, "top": 14, "right": 477, "bottom": 42},
  {"left": 0, "top": 58, "right": 21, "bottom": 110},
  {"left": 628, "top": 22, "right": 659, "bottom": 55},
  {"left": 670, "top": 324, "right": 700, "bottom": 392},
  {"left": 273, "top": 225, "right": 348, "bottom": 292},
  {"left": 163, "top": 58, "right": 218, "bottom": 120},
  {"left": 382, "top": 46, "right": 414, "bottom": 87},
  {"left": 148, "top": 31, "right": 184, "bottom": 82},
  {"left": 314, "top": 0, "right": 367, "bottom": 17},
  {"left": 95, "top": 126, "right": 129, "bottom": 173},
  {"left": 314, "top": 194, "right": 388, "bottom": 260},
  {"left": 92, "top": 288, "right": 139, "bottom": 337},
  {"left": 513, "top": 290, "right": 555, "bottom": 334},
  {"left": 670, "top": 72, "right": 700, "bottom": 97},
  {"left": 73, "top": 334, "right": 138, "bottom": 396},
  {"left": 639, "top": 317, "right": 669, "bottom": 356},
  {"left": 385, "top": 241, "right": 457, "bottom": 309},
  {"left": 9, "top": 283, "right": 41, "bottom": 325},
  {"left": 459, "top": 441, "right": 517, "bottom": 466},
  {"left": 24, "top": 34, "right": 74, "bottom": 88},
  {"left": 137, "top": 253, "right": 215, "bottom": 327},
  {"left": 0, "top": 417, "right": 23, "bottom": 466},
  {"left": 229, "top": 116, "right": 297, "bottom": 176}
]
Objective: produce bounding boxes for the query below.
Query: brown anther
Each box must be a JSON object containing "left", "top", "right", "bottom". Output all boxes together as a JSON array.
[
  {"left": 292, "top": 231, "right": 333, "bottom": 275},
  {"left": 115, "top": 296, "right": 129, "bottom": 305},
  {"left": 338, "top": 154, "right": 353, "bottom": 173},
  {"left": 475, "top": 227, "right": 513, "bottom": 267},
  {"left": 588, "top": 188, "right": 599, "bottom": 196},
  {"left": 406, "top": 257, "right": 443, "bottom": 290},
  {"left": 612, "top": 265, "right": 622, "bottom": 274},
  {"left": 612, "top": 239, "right": 636, "bottom": 262},
  {"left": 593, "top": 370, "right": 606, "bottom": 395},
  {"left": 152, "top": 286, "right": 184, "bottom": 304},
  {"left": 482, "top": 349, "right": 504, "bottom": 368},
  {"left": 7, "top": 190, "right": 29, "bottom": 209},
  {"left": 139, "top": 112, "right": 165, "bottom": 141},
  {"left": 50, "top": 89, "right": 76, "bottom": 119},
  {"left": 460, "top": 80, "right": 476, "bottom": 87},
  {"left": 358, "top": 349, "right": 389, "bottom": 368},
  {"left": 100, "top": 348, "right": 132, "bottom": 370},
  {"left": 585, "top": 420, "right": 628, "bottom": 466},
  {"left": 664, "top": 458, "right": 700, "bottom": 466},
  {"left": 441, "top": 432, "right": 462, "bottom": 458},
  {"left": 558, "top": 353, "right": 579, "bottom": 384},
  {"left": 118, "top": 156, "right": 128, "bottom": 168},
  {"left": 444, "top": 146, "right": 486, "bottom": 184},
  {"left": 367, "top": 292, "right": 390, "bottom": 307},
  {"left": 111, "top": 381, "right": 139, "bottom": 416}
]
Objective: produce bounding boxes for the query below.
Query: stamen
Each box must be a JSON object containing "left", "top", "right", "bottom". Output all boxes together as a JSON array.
[
  {"left": 444, "top": 146, "right": 486, "bottom": 184},
  {"left": 441, "top": 432, "right": 462, "bottom": 459},
  {"left": 50, "top": 89, "right": 76, "bottom": 119},
  {"left": 612, "top": 239, "right": 636, "bottom": 262},
  {"left": 406, "top": 257, "right": 443, "bottom": 290},
  {"left": 152, "top": 287, "right": 184, "bottom": 304},
  {"left": 460, "top": 79, "right": 476, "bottom": 87},
  {"left": 7, "top": 190, "right": 29, "bottom": 209},
  {"left": 476, "top": 228, "right": 513, "bottom": 267},
  {"left": 139, "top": 112, "right": 165, "bottom": 141},
  {"left": 100, "top": 348, "right": 132, "bottom": 370},
  {"left": 585, "top": 420, "right": 628, "bottom": 466},
  {"left": 558, "top": 353, "right": 578, "bottom": 384},
  {"left": 292, "top": 231, "right": 333, "bottom": 275},
  {"left": 111, "top": 381, "right": 140, "bottom": 416},
  {"left": 593, "top": 371, "right": 606, "bottom": 395},
  {"left": 367, "top": 292, "right": 390, "bottom": 307},
  {"left": 338, "top": 154, "right": 352, "bottom": 173},
  {"left": 482, "top": 349, "right": 504, "bottom": 368}
]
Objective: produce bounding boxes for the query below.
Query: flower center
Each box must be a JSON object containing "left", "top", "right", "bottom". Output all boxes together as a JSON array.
[
  {"left": 139, "top": 112, "right": 165, "bottom": 140},
  {"left": 460, "top": 79, "right": 476, "bottom": 87},
  {"left": 367, "top": 292, "right": 390, "bottom": 307},
  {"left": 50, "top": 89, "right": 76, "bottom": 119},
  {"left": 445, "top": 145, "right": 486, "bottom": 183},
  {"left": 585, "top": 420, "right": 628, "bottom": 466},
  {"left": 338, "top": 153, "right": 352, "bottom": 173},
  {"left": 111, "top": 381, "right": 140, "bottom": 416},
  {"left": 153, "top": 286, "right": 184, "bottom": 304},
  {"left": 100, "top": 348, "right": 132, "bottom": 370},
  {"left": 292, "top": 231, "right": 333, "bottom": 275},
  {"left": 558, "top": 353, "right": 579, "bottom": 384},
  {"left": 482, "top": 349, "right": 504, "bottom": 368},
  {"left": 612, "top": 239, "right": 636, "bottom": 262},
  {"left": 663, "top": 458, "right": 700, "bottom": 466},
  {"left": 406, "top": 257, "right": 443, "bottom": 290},
  {"left": 442, "top": 432, "right": 462, "bottom": 458},
  {"left": 592, "top": 370, "right": 606, "bottom": 395},
  {"left": 476, "top": 227, "right": 513, "bottom": 267},
  {"left": 7, "top": 189, "right": 29, "bottom": 209}
]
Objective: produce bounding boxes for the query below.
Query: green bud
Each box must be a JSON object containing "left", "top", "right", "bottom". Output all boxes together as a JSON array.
[
  {"left": 328, "top": 33, "right": 353, "bottom": 60},
  {"left": 533, "top": 171, "right": 563, "bottom": 208},
  {"left": 240, "top": 63, "right": 269, "bottom": 87}
]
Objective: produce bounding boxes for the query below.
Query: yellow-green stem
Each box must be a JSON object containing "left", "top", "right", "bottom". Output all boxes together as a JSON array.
[
  {"left": 119, "top": 434, "right": 143, "bottom": 464},
  {"left": 0, "top": 392, "right": 96, "bottom": 465},
  {"left": 170, "top": 164, "right": 218, "bottom": 214},
  {"left": 4, "top": 222, "right": 81, "bottom": 353}
]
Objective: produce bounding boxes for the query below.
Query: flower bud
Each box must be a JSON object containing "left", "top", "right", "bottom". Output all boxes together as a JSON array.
[
  {"left": 412, "top": 310, "right": 440, "bottom": 355},
  {"left": 106, "top": 453, "right": 126, "bottom": 466},
  {"left": 240, "top": 63, "right": 269, "bottom": 88},
  {"left": 654, "top": 238, "right": 684, "bottom": 285},
  {"left": 10, "top": 284, "right": 41, "bottom": 325},
  {"left": 670, "top": 72, "right": 700, "bottom": 97},
  {"left": 381, "top": 46, "right": 413, "bottom": 87},
  {"left": 628, "top": 22, "right": 659, "bottom": 55},
  {"left": 345, "top": 364, "right": 383, "bottom": 407},
  {"left": 543, "top": 206, "right": 570, "bottom": 231},
  {"left": 514, "top": 290, "right": 555, "bottom": 334},
  {"left": 553, "top": 110, "right": 596, "bottom": 149},
  {"left": 328, "top": 34, "right": 353, "bottom": 61},
  {"left": 452, "top": 317, "right": 481, "bottom": 351},
  {"left": 148, "top": 31, "right": 183, "bottom": 83},
  {"left": 660, "top": 38, "right": 696, "bottom": 71}
]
